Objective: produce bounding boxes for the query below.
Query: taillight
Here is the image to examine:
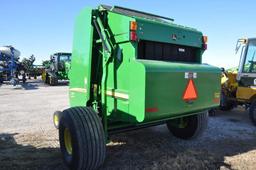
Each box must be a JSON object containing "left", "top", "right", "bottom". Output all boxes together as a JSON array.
[
  {"left": 130, "top": 31, "right": 137, "bottom": 41},
  {"left": 130, "top": 21, "right": 138, "bottom": 41},
  {"left": 130, "top": 21, "right": 137, "bottom": 31},
  {"left": 203, "top": 36, "right": 208, "bottom": 44},
  {"left": 202, "top": 35, "right": 208, "bottom": 50}
]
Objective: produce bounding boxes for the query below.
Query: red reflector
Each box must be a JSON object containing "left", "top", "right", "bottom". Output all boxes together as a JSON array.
[
  {"left": 146, "top": 107, "right": 158, "bottom": 113},
  {"left": 213, "top": 98, "right": 220, "bottom": 103},
  {"left": 183, "top": 79, "right": 198, "bottom": 101},
  {"left": 130, "top": 31, "right": 137, "bottom": 41}
]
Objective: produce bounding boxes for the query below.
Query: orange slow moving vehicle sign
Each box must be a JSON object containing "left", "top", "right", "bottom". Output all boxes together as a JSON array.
[{"left": 183, "top": 79, "right": 198, "bottom": 101}]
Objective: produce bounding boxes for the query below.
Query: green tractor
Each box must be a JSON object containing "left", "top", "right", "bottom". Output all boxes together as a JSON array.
[
  {"left": 53, "top": 5, "right": 221, "bottom": 170},
  {"left": 42, "top": 52, "right": 71, "bottom": 85}
]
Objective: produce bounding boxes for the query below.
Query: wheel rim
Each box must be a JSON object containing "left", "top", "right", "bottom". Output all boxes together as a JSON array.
[
  {"left": 64, "top": 128, "right": 72, "bottom": 155},
  {"left": 42, "top": 72, "right": 46, "bottom": 81},
  {"left": 179, "top": 118, "right": 189, "bottom": 128},
  {"left": 169, "top": 118, "right": 189, "bottom": 128},
  {"left": 54, "top": 114, "right": 59, "bottom": 127}
]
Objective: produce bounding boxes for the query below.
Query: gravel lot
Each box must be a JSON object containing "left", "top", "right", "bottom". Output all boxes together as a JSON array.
[{"left": 0, "top": 79, "right": 256, "bottom": 170}]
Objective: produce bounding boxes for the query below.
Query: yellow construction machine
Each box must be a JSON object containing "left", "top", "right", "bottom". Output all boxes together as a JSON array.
[{"left": 221, "top": 38, "right": 256, "bottom": 125}]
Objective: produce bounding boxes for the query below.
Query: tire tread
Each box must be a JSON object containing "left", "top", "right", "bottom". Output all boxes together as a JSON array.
[{"left": 59, "top": 106, "right": 106, "bottom": 170}]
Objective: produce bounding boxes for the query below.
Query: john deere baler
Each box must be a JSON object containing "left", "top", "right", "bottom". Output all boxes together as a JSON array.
[{"left": 55, "top": 5, "right": 221, "bottom": 170}]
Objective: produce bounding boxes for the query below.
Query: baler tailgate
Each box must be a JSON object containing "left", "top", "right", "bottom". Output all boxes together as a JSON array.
[{"left": 141, "top": 60, "right": 221, "bottom": 122}]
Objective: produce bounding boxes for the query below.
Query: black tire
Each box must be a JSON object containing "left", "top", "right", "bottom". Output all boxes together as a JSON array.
[
  {"left": 22, "top": 74, "right": 26, "bottom": 84},
  {"left": 49, "top": 76, "right": 58, "bottom": 86},
  {"left": 208, "top": 109, "right": 216, "bottom": 117},
  {"left": 166, "top": 111, "right": 208, "bottom": 140},
  {"left": 219, "top": 92, "right": 234, "bottom": 111},
  {"left": 220, "top": 102, "right": 234, "bottom": 111},
  {"left": 249, "top": 100, "right": 256, "bottom": 126},
  {"left": 59, "top": 107, "right": 106, "bottom": 170},
  {"left": 45, "top": 73, "right": 50, "bottom": 84}
]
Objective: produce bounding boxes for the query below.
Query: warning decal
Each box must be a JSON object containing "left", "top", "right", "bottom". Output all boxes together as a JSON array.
[{"left": 183, "top": 79, "right": 198, "bottom": 101}]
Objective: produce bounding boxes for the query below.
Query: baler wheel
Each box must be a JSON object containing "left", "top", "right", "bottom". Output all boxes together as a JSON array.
[
  {"left": 59, "top": 107, "right": 106, "bottom": 170},
  {"left": 208, "top": 109, "right": 216, "bottom": 117},
  {"left": 53, "top": 111, "right": 62, "bottom": 129},
  {"left": 166, "top": 111, "right": 208, "bottom": 140},
  {"left": 249, "top": 100, "right": 256, "bottom": 126}
]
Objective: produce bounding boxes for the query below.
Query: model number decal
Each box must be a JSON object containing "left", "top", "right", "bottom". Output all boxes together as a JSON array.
[{"left": 185, "top": 72, "right": 197, "bottom": 79}]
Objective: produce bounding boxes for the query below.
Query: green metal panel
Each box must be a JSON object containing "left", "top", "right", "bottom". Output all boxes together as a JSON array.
[
  {"left": 136, "top": 19, "right": 203, "bottom": 48},
  {"left": 107, "top": 12, "right": 132, "bottom": 43},
  {"left": 69, "top": 8, "right": 93, "bottom": 107},
  {"left": 107, "top": 58, "right": 220, "bottom": 124},
  {"left": 105, "top": 42, "right": 146, "bottom": 122},
  {"left": 141, "top": 60, "right": 221, "bottom": 122}
]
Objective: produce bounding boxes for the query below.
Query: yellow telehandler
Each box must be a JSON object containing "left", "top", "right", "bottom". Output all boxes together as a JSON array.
[{"left": 221, "top": 38, "right": 256, "bottom": 125}]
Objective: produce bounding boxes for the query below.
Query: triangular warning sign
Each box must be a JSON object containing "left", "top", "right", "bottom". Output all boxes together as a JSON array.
[{"left": 183, "top": 79, "right": 198, "bottom": 101}]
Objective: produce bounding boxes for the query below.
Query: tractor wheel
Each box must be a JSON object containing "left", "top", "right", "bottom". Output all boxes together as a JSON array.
[
  {"left": 53, "top": 111, "right": 62, "bottom": 129},
  {"left": 59, "top": 107, "right": 106, "bottom": 170},
  {"left": 49, "top": 76, "right": 58, "bottom": 86},
  {"left": 42, "top": 71, "right": 46, "bottom": 82},
  {"left": 166, "top": 111, "right": 208, "bottom": 140},
  {"left": 22, "top": 74, "right": 26, "bottom": 84},
  {"left": 219, "top": 92, "right": 235, "bottom": 111},
  {"left": 44, "top": 73, "right": 50, "bottom": 84},
  {"left": 249, "top": 100, "right": 256, "bottom": 126},
  {"left": 220, "top": 101, "right": 234, "bottom": 111}
]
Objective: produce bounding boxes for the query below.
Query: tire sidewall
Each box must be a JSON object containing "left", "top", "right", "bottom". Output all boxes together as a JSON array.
[
  {"left": 59, "top": 112, "right": 80, "bottom": 170},
  {"left": 249, "top": 100, "right": 256, "bottom": 125},
  {"left": 58, "top": 107, "right": 106, "bottom": 170},
  {"left": 169, "top": 115, "right": 198, "bottom": 139},
  {"left": 167, "top": 112, "right": 208, "bottom": 139}
]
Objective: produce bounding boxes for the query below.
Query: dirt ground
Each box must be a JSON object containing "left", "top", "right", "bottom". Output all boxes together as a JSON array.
[{"left": 0, "top": 79, "right": 256, "bottom": 170}]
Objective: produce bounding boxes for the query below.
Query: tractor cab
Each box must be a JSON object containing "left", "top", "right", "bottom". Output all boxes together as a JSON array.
[
  {"left": 236, "top": 38, "right": 256, "bottom": 87},
  {"left": 51, "top": 53, "right": 71, "bottom": 72},
  {"left": 42, "top": 52, "right": 71, "bottom": 85}
]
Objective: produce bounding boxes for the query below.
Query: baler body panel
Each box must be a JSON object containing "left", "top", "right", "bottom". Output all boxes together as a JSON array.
[
  {"left": 69, "top": 8, "right": 93, "bottom": 107},
  {"left": 136, "top": 18, "right": 203, "bottom": 48},
  {"left": 106, "top": 59, "right": 221, "bottom": 123},
  {"left": 141, "top": 60, "right": 221, "bottom": 122},
  {"left": 106, "top": 12, "right": 131, "bottom": 43}
]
